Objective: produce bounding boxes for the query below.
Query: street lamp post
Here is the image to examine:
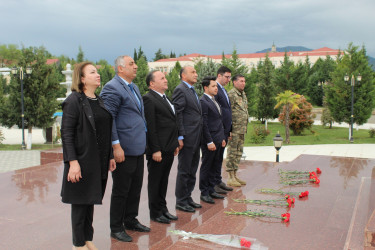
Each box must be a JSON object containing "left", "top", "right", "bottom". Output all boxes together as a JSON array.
[
  {"left": 11, "top": 66, "right": 32, "bottom": 150},
  {"left": 344, "top": 73, "right": 361, "bottom": 143},
  {"left": 273, "top": 132, "right": 283, "bottom": 162}
]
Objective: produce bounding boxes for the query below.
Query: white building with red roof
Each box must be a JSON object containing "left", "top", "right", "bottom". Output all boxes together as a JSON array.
[{"left": 148, "top": 46, "right": 341, "bottom": 73}]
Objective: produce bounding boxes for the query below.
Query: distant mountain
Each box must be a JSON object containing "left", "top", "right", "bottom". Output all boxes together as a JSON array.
[{"left": 256, "top": 46, "right": 312, "bottom": 53}]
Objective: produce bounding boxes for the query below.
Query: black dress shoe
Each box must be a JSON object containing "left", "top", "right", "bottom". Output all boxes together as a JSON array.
[
  {"left": 214, "top": 185, "right": 228, "bottom": 194},
  {"left": 110, "top": 231, "right": 132, "bottom": 242},
  {"left": 151, "top": 215, "right": 170, "bottom": 224},
  {"left": 163, "top": 211, "right": 178, "bottom": 220},
  {"left": 188, "top": 200, "right": 202, "bottom": 208},
  {"left": 219, "top": 181, "right": 233, "bottom": 191},
  {"left": 176, "top": 204, "right": 195, "bottom": 213},
  {"left": 200, "top": 195, "right": 215, "bottom": 204},
  {"left": 125, "top": 222, "right": 151, "bottom": 232},
  {"left": 210, "top": 192, "right": 225, "bottom": 199}
]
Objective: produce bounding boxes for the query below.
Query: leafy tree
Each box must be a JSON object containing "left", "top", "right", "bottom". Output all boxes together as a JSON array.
[
  {"left": 325, "top": 43, "right": 375, "bottom": 126},
  {"left": 275, "top": 90, "right": 301, "bottom": 144},
  {"left": 0, "top": 46, "right": 61, "bottom": 149},
  {"left": 165, "top": 61, "right": 182, "bottom": 98},
  {"left": 321, "top": 96, "right": 334, "bottom": 128},
  {"left": 133, "top": 56, "right": 149, "bottom": 95},
  {"left": 244, "top": 67, "right": 258, "bottom": 118},
  {"left": 153, "top": 48, "right": 168, "bottom": 61},
  {"left": 194, "top": 58, "right": 219, "bottom": 96},
  {"left": 76, "top": 46, "right": 85, "bottom": 63},
  {"left": 96, "top": 59, "right": 115, "bottom": 95},
  {"left": 256, "top": 54, "right": 278, "bottom": 121},
  {"left": 279, "top": 95, "right": 315, "bottom": 135},
  {"left": 0, "top": 44, "right": 22, "bottom": 66},
  {"left": 0, "top": 75, "right": 5, "bottom": 105},
  {"left": 274, "top": 52, "right": 294, "bottom": 92}
]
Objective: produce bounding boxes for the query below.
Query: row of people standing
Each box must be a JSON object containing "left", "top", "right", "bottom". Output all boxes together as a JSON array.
[{"left": 60, "top": 55, "right": 249, "bottom": 250}]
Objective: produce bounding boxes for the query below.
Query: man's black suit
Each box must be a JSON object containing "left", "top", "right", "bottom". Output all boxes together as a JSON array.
[
  {"left": 172, "top": 81, "right": 203, "bottom": 206},
  {"left": 199, "top": 94, "right": 226, "bottom": 196},
  {"left": 214, "top": 83, "right": 232, "bottom": 186},
  {"left": 143, "top": 90, "right": 179, "bottom": 219}
]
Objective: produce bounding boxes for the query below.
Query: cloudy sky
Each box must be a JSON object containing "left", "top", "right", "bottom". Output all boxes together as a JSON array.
[{"left": 2, "top": 0, "right": 374, "bottom": 64}]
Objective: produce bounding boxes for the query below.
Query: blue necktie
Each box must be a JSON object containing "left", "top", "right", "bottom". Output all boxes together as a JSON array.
[{"left": 129, "top": 83, "right": 141, "bottom": 108}]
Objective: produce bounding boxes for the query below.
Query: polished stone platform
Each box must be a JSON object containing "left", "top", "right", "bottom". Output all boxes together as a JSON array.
[{"left": 0, "top": 151, "right": 374, "bottom": 249}]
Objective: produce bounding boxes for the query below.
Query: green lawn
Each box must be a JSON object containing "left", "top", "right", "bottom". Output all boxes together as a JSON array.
[
  {"left": 245, "top": 121, "right": 375, "bottom": 146},
  {"left": 1, "top": 122, "right": 374, "bottom": 150},
  {"left": 0, "top": 144, "right": 62, "bottom": 150}
]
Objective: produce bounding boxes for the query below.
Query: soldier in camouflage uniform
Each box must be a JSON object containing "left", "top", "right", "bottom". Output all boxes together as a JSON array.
[{"left": 225, "top": 75, "right": 248, "bottom": 187}]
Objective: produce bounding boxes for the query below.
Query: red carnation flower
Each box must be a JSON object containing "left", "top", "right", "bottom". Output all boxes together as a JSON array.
[
  {"left": 240, "top": 238, "right": 251, "bottom": 248},
  {"left": 316, "top": 168, "right": 322, "bottom": 174},
  {"left": 282, "top": 213, "right": 290, "bottom": 222}
]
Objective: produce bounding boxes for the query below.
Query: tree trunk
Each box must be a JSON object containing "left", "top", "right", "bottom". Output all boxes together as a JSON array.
[
  {"left": 285, "top": 105, "right": 290, "bottom": 144},
  {"left": 27, "top": 126, "right": 32, "bottom": 150}
]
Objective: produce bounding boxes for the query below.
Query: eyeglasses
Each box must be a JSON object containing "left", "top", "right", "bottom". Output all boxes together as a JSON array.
[{"left": 224, "top": 76, "right": 231, "bottom": 79}]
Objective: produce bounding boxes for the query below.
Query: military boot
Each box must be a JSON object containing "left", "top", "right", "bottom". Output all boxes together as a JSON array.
[
  {"left": 234, "top": 170, "right": 246, "bottom": 185},
  {"left": 227, "top": 171, "right": 241, "bottom": 187}
]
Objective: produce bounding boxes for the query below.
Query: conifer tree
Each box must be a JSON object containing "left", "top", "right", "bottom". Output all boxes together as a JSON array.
[
  {"left": 194, "top": 58, "right": 219, "bottom": 96},
  {"left": 165, "top": 61, "right": 182, "bottom": 98},
  {"left": 325, "top": 43, "right": 375, "bottom": 125},
  {"left": 133, "top": 56, "right": 149, "bottom": 95},
  {"left": 256, "top": 54, "right": 277, "bottom": 121},
  {"left": 76, "top": 46, "right": 84, "bottom": 63},
  {"left": 274, "top": 52, "right": 294, "bottom": 92}
]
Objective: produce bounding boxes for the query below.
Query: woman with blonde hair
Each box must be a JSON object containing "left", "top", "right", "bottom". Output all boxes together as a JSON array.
[{"left": 61, "top": 61, "right": 116, "bottom": 250}]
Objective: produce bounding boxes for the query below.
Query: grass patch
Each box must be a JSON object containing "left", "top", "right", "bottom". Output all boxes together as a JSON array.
[
  {"left": 245, "top": 121, "right": 375, "bottom": 146},
  {"left": 0, "top": 144, "right": 62, "bottom": 151}
]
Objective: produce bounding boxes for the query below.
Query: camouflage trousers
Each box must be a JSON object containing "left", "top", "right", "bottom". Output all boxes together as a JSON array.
[{"left": 225, "top": 133, "right": 245, "bottom": 172}]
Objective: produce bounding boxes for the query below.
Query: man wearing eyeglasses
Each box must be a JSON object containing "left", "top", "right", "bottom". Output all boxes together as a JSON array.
[{"left": 214, "top": 66, "right": 235, "bottom": 191}]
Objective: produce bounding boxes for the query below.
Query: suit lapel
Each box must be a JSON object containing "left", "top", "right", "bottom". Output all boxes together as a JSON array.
[
  {"left": 116, "top": 75, "right": 142, "bottom": 113},
  {"left": 150, "top": 91, "right": 175, "bottom": 117},
  {"left": 182, "top": 82, "right": 201, "bottom": 114},
  {"left": 204, "top": 94, "right": 221, "bottom": 116}
]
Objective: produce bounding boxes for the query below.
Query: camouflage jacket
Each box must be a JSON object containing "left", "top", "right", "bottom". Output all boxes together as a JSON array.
[{"left": 228, "top": 87, "right": 249, "bottom": 134}]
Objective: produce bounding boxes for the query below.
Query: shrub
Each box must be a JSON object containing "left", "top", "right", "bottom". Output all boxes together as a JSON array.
[
  {"left": 369, "top": 128, "right": 375, "bottom": 138},
  {"left": 250, "top": 125, "right": 270, "bottom": 144},
  {"left": 279, "top": 95, "right": 315, "bottom": 135}
]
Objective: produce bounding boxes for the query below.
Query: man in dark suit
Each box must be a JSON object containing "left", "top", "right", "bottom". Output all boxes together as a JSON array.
[
  {"left": 143, "top": 70, "right": 180, "bottom": 224},
  {"left": 172, "top": 66, "right": 203, "bottom": 213},
  {"left": 214, "top": 66, "right": 233, "bottom": 194},
  {"left": 199, "top": 76, "right": 226, "bottom": 204},
  {"left": 100, "top": 55, "right": 150, "bottom": 243}
]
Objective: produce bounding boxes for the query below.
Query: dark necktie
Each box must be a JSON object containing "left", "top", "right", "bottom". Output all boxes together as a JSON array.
[
  {"left": 191, "top": 87, "right": 199, "bottom": 103},
  {"left": 163, "top": 95, "right": 175, "bottom": 114}
]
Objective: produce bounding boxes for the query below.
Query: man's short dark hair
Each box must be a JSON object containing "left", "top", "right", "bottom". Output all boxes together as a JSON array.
[
  {"left": 217, "top": 66, "right": 231, "bottom": 76},
  {"left": 146, "top": 70, "right": 157, "bottom": 87},
  {"left": 232, "top": 74, "right": 245, "bottom": 82},
  {"left": 180, "top": 67, "right": 187, "bottom": 78},
  {"left": 201, "top": 76, "right": 216, "bottom": 88}
]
